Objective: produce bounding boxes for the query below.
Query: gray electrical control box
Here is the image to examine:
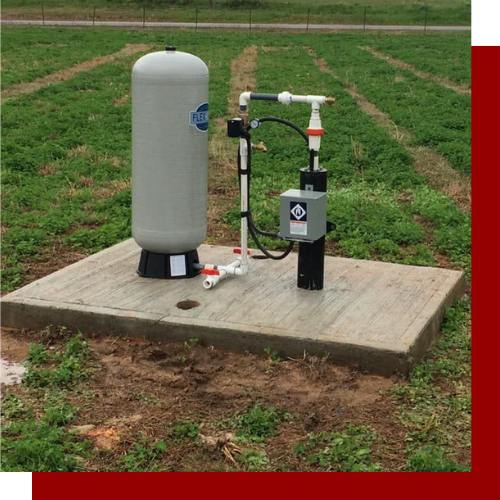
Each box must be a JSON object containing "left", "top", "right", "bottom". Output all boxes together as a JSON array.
[{"left": 279, "top": 189, "right": 327, "bottom": 242}]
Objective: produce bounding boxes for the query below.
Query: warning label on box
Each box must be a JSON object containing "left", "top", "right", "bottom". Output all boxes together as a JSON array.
[{"left": 290, "top": 202, "right": 307, "bottom": 236}]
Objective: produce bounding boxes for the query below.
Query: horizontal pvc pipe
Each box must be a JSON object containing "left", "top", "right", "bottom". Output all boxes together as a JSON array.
[
  {"left": 240, "top": 91, "right": 328, "bottom": 110},
  {"left": 289, "top": 94, "right": 326, "bottom": 105}
]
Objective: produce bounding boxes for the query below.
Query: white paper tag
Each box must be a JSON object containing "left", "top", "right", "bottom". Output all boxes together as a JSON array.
[
  {"left": 290, "top": 221, "right": 307, "bottom": 235},
  {"left": 170, "top": 255, "right": 187, "bottom": 277}
]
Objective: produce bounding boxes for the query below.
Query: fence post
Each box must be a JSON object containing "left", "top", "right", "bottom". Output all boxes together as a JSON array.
[
  {"left": 424, "top": 6, "right": 429, "bottom": 32},
  {"left": 363, "top": 7, "right": 367, "bottom": 31},
  {"left": 143, "top": 6, "right": 146, "bottom": 28},
  {"left": 307, "top": 8, "right": 310, "bottom": 32},
  {"left": 93, "top": 6, "right": 96, "bottom": 27},
  {"left": 249, "top": 9, "right": 252, "bottom": 31},
  {"left": 42, "top": 4, "right": 45, "bottom": 26}
]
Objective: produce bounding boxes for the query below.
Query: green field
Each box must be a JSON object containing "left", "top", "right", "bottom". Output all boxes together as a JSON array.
[
  {"left": 1, "top": 26, "right": 471, "bottom": 472},
  {"left": 2, "top": 0, "right": 472, "bottom": 26}
]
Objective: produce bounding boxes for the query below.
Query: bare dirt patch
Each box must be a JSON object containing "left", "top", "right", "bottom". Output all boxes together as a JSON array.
[
  {"left": 228, "top": 45, "right": 258, "bottom": 116},
  {"left": 11, "top": 329, "right": 395, "bottom": 471},
  {"left": 113, "top": 94, "right": 130, "bottom": 107},
  {"left": 108, "top": 179, "right": 131, "bottom": 192},
  {"left": 261, "top": 46, "right": 292, "bottom": 53},
  {"left": 91, "top": 187, "right": 115, "bottom": 200},
  {"left": 1, "top": 329, "right": 30, "bottom": 364},
  {"left": 38, "top": 163, "right": 58, "bottom": 176},
  {"left": 360, "top": 46, "right": 471, "bottom": 96},
  {"left": 1, "top": 328, "right": 29, "bottom": 387},
  {"left": 307, "top": 47, "right": 471, "bottom": 212},
  {"left": 68, "top": 145, "right": 90, "bottom": 157},
  {"left": 409, "top": 146, "right": 471, "bottom": 211},
  {"left": 1, "top": 44, "right": 151, "bottom": 103},
  {"left": 206, "top": 46, "right": 259, "bottom": 245},
  {"left": 76, "top": 175, "right": 95, "bottom": 188},
  {"left": 1, "top": 305, "right": 470, "bottom": 471}
]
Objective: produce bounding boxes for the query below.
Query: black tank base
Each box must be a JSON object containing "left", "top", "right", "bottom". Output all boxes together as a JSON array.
[{"left": 137, "top": 249, "right": 200, "bottom": 280}]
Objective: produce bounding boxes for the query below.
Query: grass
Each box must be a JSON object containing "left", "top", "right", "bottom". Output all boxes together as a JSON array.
[
  {"left": 1, "top": 26, "right": 471, "bottom": 471},
  {"left": 1, "top": 31, "right": 242, "bottom": 291},
  {"left": 295, "top": 425, "right": 381, "bottom": 471},
  {"left": 406, "top": 447, "right": 471, "bottom": 472},
  {"left": 294, "top": 424, "right": 470, "bottom": 472},
  {"left": 1, "top": 0, "right": 471, "bottom": 26},
  {"left": 1, "top": 333, "right": 92, "bottom": 472},
  {"left": 172, "top": 421, "right": 200, "bottom": 442},
  {"left": 1, "top": 304, "right": 471, "bottom": 471},
  {"left": 1, "top": 404, "right": 88, "bottom": 472},
  {"left": 311, "top": 36, "right": 472, "bottom": 175},
  {"left": 0, "top": 27, "right": 130, "bottom": 87},
  {"left": 22, "top": 332, "right": 94, "bottom": 388},
  {"left": 235, "top": 44, "right": 471, "bottom": 273},
  {"left": 393, "top": 299, "right": 471, "bottom": 455},
  {"left": 237, "top": 449, "right": 270, "bottom": 471},
  {"left": 118, "top": 437, "right": 167, "bottom": 472},
  {"left": 368, "top": 35, "right": 472, "bottom": 86},
  {"left": 230, "top": 405, "right": 291, "bottom": 443}
]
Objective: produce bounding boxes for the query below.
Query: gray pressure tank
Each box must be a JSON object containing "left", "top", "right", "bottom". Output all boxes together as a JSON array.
[{"left": 132, "top": 47, "right": 209, "bottom": 279}]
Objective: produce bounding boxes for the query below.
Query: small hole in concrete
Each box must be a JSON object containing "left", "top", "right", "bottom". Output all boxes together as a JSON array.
[
  {"left": 176, "top": 300, "right": 200, "bottom": 311},
  {"left": 252, "top": 255, "right": 269, "bottom": 260}
]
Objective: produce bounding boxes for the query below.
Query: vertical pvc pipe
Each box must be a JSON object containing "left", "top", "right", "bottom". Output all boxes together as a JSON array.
[{"left": 239, "top": 137, "right": 249, "bottom": 272}]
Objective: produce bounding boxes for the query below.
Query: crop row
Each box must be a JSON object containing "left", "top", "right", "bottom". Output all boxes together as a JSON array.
[{"left": 1, "top": 30, "right": 471, "bottom": 292}]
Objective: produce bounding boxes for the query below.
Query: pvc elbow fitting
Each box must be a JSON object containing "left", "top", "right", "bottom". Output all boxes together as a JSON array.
[{"left": 239, "top": 92, "right": 252, "bottom": 109}]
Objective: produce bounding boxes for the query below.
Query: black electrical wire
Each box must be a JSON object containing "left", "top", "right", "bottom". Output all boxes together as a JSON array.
[
  {"left": 256, "top": 116, "right": 315, "bottom": 171},
  {"left": 235, "top": 117, "right": 310, "bottom": 260},
  {"left": 248, "top": 216, "right": 294, "bottom": 260},
  {"left": 238, "top": 134, "right": 294, "bottom": 260},
  {"left": 256, "top": 117, "right": 309, "bottom": 145}
]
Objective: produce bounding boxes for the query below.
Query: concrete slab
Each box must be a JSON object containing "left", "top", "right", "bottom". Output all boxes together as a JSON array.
[{"left": 1, "top": 239, "right": 465, "bottom": 375}]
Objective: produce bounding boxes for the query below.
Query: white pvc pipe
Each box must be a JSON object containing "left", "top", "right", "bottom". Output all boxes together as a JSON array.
[
  {"left": 202, "top": 260, "right": 243, "bottom": 289},
  {"left": 280, "top": 93, "right": 327, "bottom": 106},
  {"left": 202, "top": 275, "right": 219, "bottom": 289},
  {"left": 239, "top": 137, "right": 249, "bottom": 273},
  {"left": 219, "top": 261, "right": 246, "bottom": 275},
  {"left": 308, "top": 102, "right": 323, "bottom": 171},
  {"left": 239, "top": 91, "right": 252, "bottom": 109},
  {"left": 240, "top": 92, "right": 328, "bottom": 109},
  {"left": 201, "top": 139, "right": 250, "bottom": 290}
]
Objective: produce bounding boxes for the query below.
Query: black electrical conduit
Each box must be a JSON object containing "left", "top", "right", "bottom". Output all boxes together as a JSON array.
[{"left": 237, "top": 117, "right": 309, "bottom": 260}]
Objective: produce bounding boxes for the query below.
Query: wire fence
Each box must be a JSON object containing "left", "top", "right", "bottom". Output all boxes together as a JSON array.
[{"left": 26, "top": 3, "right": 471, "bottom": 31}]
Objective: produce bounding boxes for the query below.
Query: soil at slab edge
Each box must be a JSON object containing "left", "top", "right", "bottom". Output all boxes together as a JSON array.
[{"left": 1, "top": 328, "right": 407, "bottom": 472}]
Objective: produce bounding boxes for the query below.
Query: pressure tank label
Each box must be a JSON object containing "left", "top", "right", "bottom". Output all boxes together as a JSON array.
[{"left": 189, "top": 102, "right": 209, "bottom": 132}]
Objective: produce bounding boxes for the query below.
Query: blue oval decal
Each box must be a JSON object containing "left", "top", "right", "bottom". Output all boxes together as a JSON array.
[{"left": 189, "top": 102, "right": 209, "bottom": 132}]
